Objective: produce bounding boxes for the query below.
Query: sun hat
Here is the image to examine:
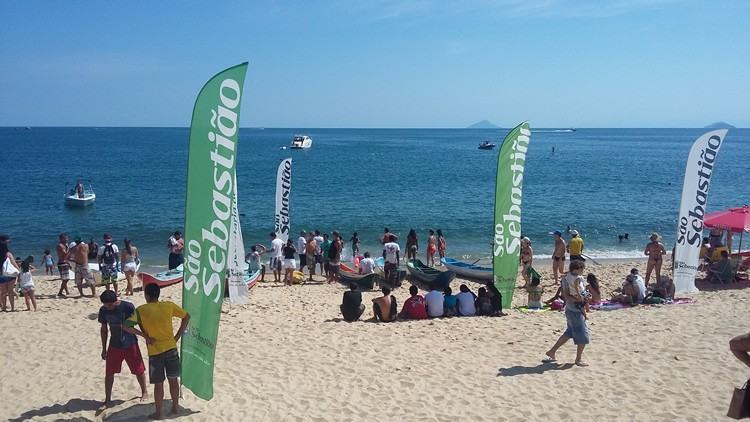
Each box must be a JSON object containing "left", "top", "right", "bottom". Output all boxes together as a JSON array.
[{"left": 570, "top": 230, "right": 579, "bottom": 236}]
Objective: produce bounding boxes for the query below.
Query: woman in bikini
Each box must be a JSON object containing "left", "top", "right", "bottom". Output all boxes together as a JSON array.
[
  {"left": 426, "top": 229, "right": 437, "bottom": 266},
  {"left": 405, "top": 229, "right": 418, "bottom": 262},
  {"left": 436, "top": 229, "right": 447, "bottom": 265},
  {"left": 644, "top": 232, "right": 666, "bottom": 287},
  {"left": 520, "top": 237, "right": 533, "bottom": 287}
]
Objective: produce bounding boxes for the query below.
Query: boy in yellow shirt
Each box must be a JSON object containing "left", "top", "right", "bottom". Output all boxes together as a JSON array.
[{"left": 125, "top": 283, "right": 190, "bottom": 420}]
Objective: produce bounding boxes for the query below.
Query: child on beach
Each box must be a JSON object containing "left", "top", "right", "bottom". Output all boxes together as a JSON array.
[
  {"left": 19, "top": 259, "right": 37, "bottom": 311},
  {"left": 526, "top": 276, "right": 544, "bottom": 309},
  {"left": 42, "top": 249, "right": 54, "bottom": 275},
  {"left": 586, "top": 273, "right": 602, "bottom": 305}
]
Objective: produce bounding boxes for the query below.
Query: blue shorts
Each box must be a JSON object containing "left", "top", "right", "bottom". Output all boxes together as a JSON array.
[{"left": 563, "top": 309, "right": 590, "bottom": 345}]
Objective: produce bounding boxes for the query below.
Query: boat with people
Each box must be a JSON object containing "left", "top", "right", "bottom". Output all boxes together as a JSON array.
[
  {"left": 441, "top": 257, "right": 493, "bottom": 282},
  {"left": 406, "top": 259, "right": 455, "bottom": 290},
  {"left": 478, "top": 141, "right": 495, "bottom": 150},
  {"left": 290, "top": 135, "right": 313, "bottom": 149},
  {"left": 64, "top": 182, "right": 95, "bottom": 207}
]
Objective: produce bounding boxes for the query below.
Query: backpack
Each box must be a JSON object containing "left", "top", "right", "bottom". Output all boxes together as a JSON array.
[{"left": 102, "top": 244, "right": 116, "bottom": 265}]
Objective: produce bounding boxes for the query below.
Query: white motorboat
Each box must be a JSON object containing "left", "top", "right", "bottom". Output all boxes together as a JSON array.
[
  {"left": 64, "top": 184, "right": 96, "bottom": 207},
  {"left": 290, "top": 135, "right": 313, "bottom": 149}
]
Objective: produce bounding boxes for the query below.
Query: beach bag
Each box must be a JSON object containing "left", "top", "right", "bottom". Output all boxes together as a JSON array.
[
  {"left": 2, "top": 258, "right": 19, "bottom": 277},
  {"left": 102, "top": 244, "right": 116, "bottom": 265},
  {"left": 728, "top": 379, "right": 750, "bottom": 419}
]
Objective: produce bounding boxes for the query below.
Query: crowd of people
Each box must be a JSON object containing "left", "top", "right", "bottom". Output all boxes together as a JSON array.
[{"left": 340, "top": 281, "right": 506, "bottom": 323}]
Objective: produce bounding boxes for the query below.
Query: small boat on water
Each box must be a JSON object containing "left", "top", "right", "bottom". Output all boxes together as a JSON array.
[
  {"left": 64, "top": 184, "right": 96, "bottom": 207},
  {"left": 406, "top": 259, "right": 455, "bottom": 290},
  {"left": 441, "top": 257, "right": 493, "bottom": 282},
  {"left": 290, "top": 135, "right": 313, "bottom": 149},
  {"left": 478, "top": 141, "right": 495, "bottom": 150}
]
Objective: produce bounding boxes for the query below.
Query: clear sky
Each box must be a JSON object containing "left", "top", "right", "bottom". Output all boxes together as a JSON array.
[{"left": 1, "top": 0, "right": 748, "bottom": 128}]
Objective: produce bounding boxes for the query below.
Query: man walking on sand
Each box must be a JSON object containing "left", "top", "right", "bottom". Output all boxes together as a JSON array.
[
  {"left": 552, "top": 230, "right": 566, "bottom": 282},
  {"left": 98, "top": 290, "right": 147, "bottom": 406},
  {"left": 72, "top": 236, "right": 96, "bottom": 298},
  {"left": 545, "top": 260, "right": 590, "bottom": 367},
  {"left": 56, "top": 233, "right": 71, "bottom": 297},
  {"left": 125, "top": 283, "right": 190, "bottom": 420}
]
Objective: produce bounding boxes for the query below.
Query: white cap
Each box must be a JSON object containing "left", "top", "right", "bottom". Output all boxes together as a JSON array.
[{"left": 570, "top": 230, "right": 579, "bottom": 236}]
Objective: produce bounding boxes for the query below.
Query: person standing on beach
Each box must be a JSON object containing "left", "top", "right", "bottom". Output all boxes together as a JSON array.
[
  {"left": 167, "top": 231, "right": 184, "bottom": 270},
  {"left": 568, "top": 230, "right": 585, "bottom": 263},
  {"left": 313, "top": 230, "right": 324, "bottom": 276},
  {"left": 405, "top": 229, "right": 418, "bottom": 262},
  {"left": 436, "top": 229, "right": 447, "bottom": 265},
  {"left": 97, "top": 234, "right": 120, "bottom": 295},
  {"left": 125, "top": 283, "right": 190, "bottom": 420},
  {"left": 297, "top": 231, "right": 307, "bottom": 276},
  {"left": 321, "top": 234, "right": 332, "bottom": 278},
  {"left": 43, "top": 249, "right": 54, "bottom": 275},
  {"left": 350, "top": 232, "right": 360, "bottom": 259},
  {"left": 88, "top": 237, "right": 99, "bottom": 261},
  {"left": 328, "top": 231, "right": 342, "bottom": 284},
  {"left": 545, "top": 260, "right": 590, "bottom": 367},
  {"left": 383, "top": 235, "right": 400, "bottom": 287},
  {"left": 56, "top": 233, "right": 71, "bottom": 297},
  {"left": 0, "top": 235, "right": 20, "bottom": 312},
  {"left": 269, "top": 232, "right": 284, "bottom": 284},
  {"left": 552, "top": 231, "right": 566, "bottom": 282},
  {"left": 305, "top": 234, "right": 317, "bottom": 281},
  {"left": 98, "top": 290, "right": 147, "bottom": 406},
  {"left": 520, "top": 237, "right": 533, "bottom": 287},
  {"left": 426, "top": 229, "right": 437, "bottom": 266},
  {"left": 282, "top": 239, "right": 297, "bottom": 285},
  {"left": 121, "top": 239, "right": 139, "bottom": 296},
  {"left": 72, "top": 237, "right": 96, "bottom": 298},
  {"left": 643, "top": 232, "right": 666, "bottom": 286}
]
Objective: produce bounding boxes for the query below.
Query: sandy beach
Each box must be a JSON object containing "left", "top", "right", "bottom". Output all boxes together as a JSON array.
[{"left": 1, "top": 260, "right": 748, "bottom": 421}]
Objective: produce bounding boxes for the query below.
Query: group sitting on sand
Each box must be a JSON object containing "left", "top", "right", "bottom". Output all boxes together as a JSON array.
[{"left": 340, "top": 281, "right": 507, "bottom": 322}]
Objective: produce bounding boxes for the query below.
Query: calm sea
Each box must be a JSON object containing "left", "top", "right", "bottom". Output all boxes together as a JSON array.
[{"left": 1, "top": 127, "right": 748, "bottom": 268}]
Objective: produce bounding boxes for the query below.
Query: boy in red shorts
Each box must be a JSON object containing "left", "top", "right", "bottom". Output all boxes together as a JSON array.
[{"left": 98, "top": 290, "right": 148, "bottom": 406}]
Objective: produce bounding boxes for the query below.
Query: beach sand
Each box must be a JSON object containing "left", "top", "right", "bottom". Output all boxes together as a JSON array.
[{"left": 1, "top": 260, "right": 748, "bottom": 421}]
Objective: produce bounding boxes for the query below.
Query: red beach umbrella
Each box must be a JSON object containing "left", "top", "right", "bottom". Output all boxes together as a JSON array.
[{"left": 704, "top": 205, "right": 750, "bottom": 233}]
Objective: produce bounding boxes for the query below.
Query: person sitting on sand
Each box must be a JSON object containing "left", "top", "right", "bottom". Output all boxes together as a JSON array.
[
  {"left": 372, "top": 286, "right": 398, "bottom": 322},
  {"left": 358, "top": 252, "right": 375, "bottom": 275},
  {"left": 341, "top": 283, "right": 365, "bottom": 322},
  {"left": 125, "top": 283, "right": 190, "bottom": 420},
  {"left": 475, "top": 287, "right": 495, "bottom": 316},
  {"left": 98, "top": 290, "right": 147, "bottom": 406},
  {"left": 730, "top": 332, "right": 750, "bottom": 368},
  {"left": 643, "top": 232, "right": 666, "bottom": 286},
  {"left": 399, "top": 285, "right": 428, "bottom": 320},
  {"left": 443, "top": 286, "right": 458, "bottom": 317},
  {"left": 612, "top": 268, "right": 645, "bottom": 305},
  {"left": 545, "top": 260, "right": 590, "bottom": 367},
  {"left": 586, "top": 273, "right": 602, "bottom": 305},
  {"left": 424, "top": 286, "right": 444, "bottom": 318},
  {"left": 455, "top": 284, "right": 477, "bottom": 316},
  {"left": 526, "top": 277, "right": 544, "bottom": 309},
  {"left": 653, "top": 276, "right": 675, "bottom": 300},
  {"left": 707, "top": 250, "right": 731, "bottom": 283},
  {"left": 486, "top": 281, "right": 506, "bottom": 316}
]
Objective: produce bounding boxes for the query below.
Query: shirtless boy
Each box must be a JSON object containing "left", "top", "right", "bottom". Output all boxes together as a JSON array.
[{"left": 72, "top": 237, "right": 96, "bottom": 297}]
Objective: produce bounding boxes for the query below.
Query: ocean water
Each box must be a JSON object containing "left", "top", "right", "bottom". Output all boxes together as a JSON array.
[{"left": 0, "top": 127, "right": 748, "bottom": 268}]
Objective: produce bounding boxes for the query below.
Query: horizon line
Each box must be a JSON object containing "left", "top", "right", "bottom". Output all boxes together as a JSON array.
[{"left": 1, "top": 125, "right": 744, "bottom": 130}]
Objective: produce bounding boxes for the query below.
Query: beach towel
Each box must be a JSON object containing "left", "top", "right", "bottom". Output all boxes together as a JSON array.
[
  {"left": 591, "top": 298, "right": 695, "bottom": 311},
  {"left": 516, "top": 305, "right": 551, "bottom": 314}
]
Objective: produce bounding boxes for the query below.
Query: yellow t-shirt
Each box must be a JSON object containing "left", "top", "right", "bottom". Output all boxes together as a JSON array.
[
  {"left": 128, "top": 301, "right": 187, "bottom": 356},
  {"left": 569, "top": 237, "right": 584, "bottom": 255}
]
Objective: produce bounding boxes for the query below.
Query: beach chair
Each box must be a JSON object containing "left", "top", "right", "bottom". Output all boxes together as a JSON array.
[{"left": 710, "top": 260, "right": 737, "bottom": 284}]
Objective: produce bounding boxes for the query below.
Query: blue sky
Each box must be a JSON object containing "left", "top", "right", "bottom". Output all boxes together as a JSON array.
[{"left": 1, "top": 0, "right": 748, "bottom": 127}]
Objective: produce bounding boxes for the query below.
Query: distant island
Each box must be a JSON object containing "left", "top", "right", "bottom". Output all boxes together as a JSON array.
[
  {"left": 704, "top": 121, "right": 736, "bottom": 129},
  {"left": 467, "top": 120, "right": 500, "bottom": 129}
]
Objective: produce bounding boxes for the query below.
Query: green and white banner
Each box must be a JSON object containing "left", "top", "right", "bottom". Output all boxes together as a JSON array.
[
  {"left": 493, "top": 122, "right": 531, "bottom": 309},
  {"left": 182, "top": 62, "right": 248, "bottom": 400}
]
